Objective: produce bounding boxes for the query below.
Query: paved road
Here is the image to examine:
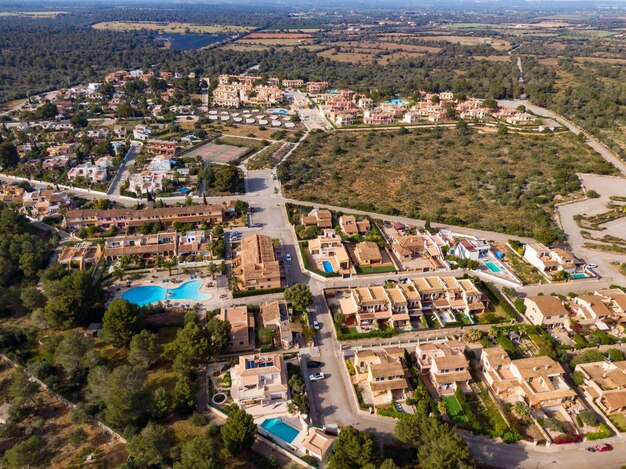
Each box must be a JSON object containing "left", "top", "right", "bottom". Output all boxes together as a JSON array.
[{"left": 107, "top": 141, "right": 141, "bottom": 196}]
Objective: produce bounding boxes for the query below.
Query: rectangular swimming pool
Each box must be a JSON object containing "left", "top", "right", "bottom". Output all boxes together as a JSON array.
[
  {"left": 260, "top": 418, "right": 300, "bottom": 444},
  {"left": 571, "top": 273, "right": 589, "bottom": 279},
  {"left": 485, "top": 261, "right": 502, "bottom": 273},
  {"left": 322, "top": 260, "right": 334, "bottom": 273}
]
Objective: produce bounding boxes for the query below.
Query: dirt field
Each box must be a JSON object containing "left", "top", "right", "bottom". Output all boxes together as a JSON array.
[
  {"left": 92, "top": 21, "right": 251, "bottom": 33},
  {"left": 280, "top": 129, "right": 616, "bottom": 239},
  {"left": 244, "top": 32, "right": 313, "bottom": 39},
  {"left": 183, "top": 142, "right": 250, "bottom": 163},
  {"left": 0, "top": 364, "right": 127, "bottom": 468},
  {"left": 234, "top": 38, "right": 315, "bottom": 47}
]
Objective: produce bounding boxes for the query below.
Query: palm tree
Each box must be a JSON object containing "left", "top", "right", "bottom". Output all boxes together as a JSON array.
[
  {"left": 208, "top": 262, "right": 218, "bottom": 280},
  {"left": 112, "top": 266, "right": 125, "bottom": 282}
]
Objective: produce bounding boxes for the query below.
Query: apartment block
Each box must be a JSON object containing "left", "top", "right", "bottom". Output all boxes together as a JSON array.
[{"left": 232, "top": 234, "right": 282, "bottom": 291}]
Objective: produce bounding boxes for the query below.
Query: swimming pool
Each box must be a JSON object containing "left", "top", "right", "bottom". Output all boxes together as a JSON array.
[
  {"left": 322, "top": 260, "right": 334, "bottom": 273},
  {"left": 260, "top": 418, "right": 300, "bottom": 444},
  {"left": 571, "top": 273, "right": 589, "bottom": 279},
  {"left": 485, "top": 261, "right": 502, "bottom": 273},
  {"left": 121, "top": 280, "right": 211, "bottom": 306},
  {"left": 385, "top": 98, "right": 408, "bottom": 105}
]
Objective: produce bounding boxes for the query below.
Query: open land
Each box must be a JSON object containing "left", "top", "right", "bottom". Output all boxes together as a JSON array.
[
  {"left": 92, "top": 21, "right": 252, "bottom": 33},
  {"left": 280, "top": 128, "right": 617, "bottom": 239}
]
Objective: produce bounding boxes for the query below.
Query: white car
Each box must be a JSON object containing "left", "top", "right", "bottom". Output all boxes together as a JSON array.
[
  {"left": 285, "top": 254, "right": 292, "bottom": 262},
  {"left": 313, "top": 320, "right": 320, "bottom": 330},
  {"left": 587, "top": 263, "right": 597, "bottom": 269},
  {"left": 309, "top": 372, "right": 324, "bottom": 381}
]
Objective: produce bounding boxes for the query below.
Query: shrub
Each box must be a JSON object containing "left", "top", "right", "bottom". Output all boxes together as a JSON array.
[
  {"left": 553, "top": 433, "right": 583, "bottom": 444},
  {"left": 232, "top": 287, "right": 285, "bottom": 298},
  {"left": 585, "top": 423, "right": 611, "bottom": 440},
  {"left": 578, "top": 410, "right": 599, "bottom": 427},
  {"left": 540, "top": 417, "right": 565, "bottom": 433}
]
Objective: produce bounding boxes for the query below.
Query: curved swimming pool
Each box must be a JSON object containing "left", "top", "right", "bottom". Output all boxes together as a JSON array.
[{"left": 121, "top": 280, "right": 211, "bottom": 306}]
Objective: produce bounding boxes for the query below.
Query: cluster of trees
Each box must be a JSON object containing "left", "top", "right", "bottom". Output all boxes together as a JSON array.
[{"left": 198, "top": 163, "right": 242, "bottom": 194}]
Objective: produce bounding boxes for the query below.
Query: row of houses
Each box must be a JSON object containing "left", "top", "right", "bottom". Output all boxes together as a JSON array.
[
  {"left": 232, "top": 234, "right": 283, "bottom": 291},
  {"left": 524, "top": 289, "right": 626, "bottom": 327},
  {"left": 0, "top": 184, "right": 73, "bottom": 219},
  {"left": 63, "top": 203, "right": 227, "bottom": 231},
  {"left": 336, "top": 276, "right": 488, "bottom": 331}
]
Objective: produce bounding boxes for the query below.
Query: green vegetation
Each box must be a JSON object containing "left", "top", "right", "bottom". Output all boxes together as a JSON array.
[
  {"left": 280, "top": 129, "right": 615, "bottom": 243},
  {"left": 443, "top": 395, "right": 469, "bottom": 426}
]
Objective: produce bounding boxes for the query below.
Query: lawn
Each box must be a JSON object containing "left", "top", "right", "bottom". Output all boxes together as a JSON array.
[
  {"left": 355, "top": 264, "right": 397, "bottom": 274},
  {"left": 609, "top": 413, "right": 626, "bottom": 432},
  {"left": 279, "top": 128, "right": 616, "bottom": 243},
  {"left": 443, "top": 395, "right": 469, "bottom": 425}
]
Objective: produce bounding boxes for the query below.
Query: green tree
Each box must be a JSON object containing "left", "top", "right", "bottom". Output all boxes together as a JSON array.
[
  {"left": 206, "top": 316, "right": 231, "bottom": 355},
  {"left": 151, "top": 386, "right": 173, "bottom": 418},
  {"left": 128, "top": 330, "right": 162, "bottom": 369},
  {"left": 10, "top": 366, "right": 39, "bottom": 403},
  {"left": 417, "top": 422, "right": 474, "bottom": 469},
  {"left": 172, "top": 374, "right": 197, "bottom": 414},
  {"left": 607, "top": 348, "right": 624, "bottom": 363},
  {"left": 220, "top": 408, "right": 257, "bottom": 454},
  {"left": 54, "top": 331, "right": 98, "bottom": 379},
  {"left": 20, "top": 286, "right": 46, "bottom": 312},
  {"left": 174, "top": 434, "right": 224, "bottom": 469},
  {"left": 173, "top": 321, "right": 210, "bottom": 373},
  {"left": 2, "top": 435, "right": 41, "bottom": 468},
  {"left": 88, "top": 365, "right": 150, "bottom": 429},
  {"left": 44, "top": 270, "right": 100, "bottom": 328},
  {"left": 102, "top": 299, "right": 142, "bottom": 347},
  {"left": 284, "top": 284, "right": 314, "bottom": 313},
  {"left": 0, "top": 142, "right": 19, "bottom": 169},
  {"left": 127, "top": 422, "right": 175, "bottom": 467},
  {"left": 328, "top": 426, "right": 376, "bottom": 469}
]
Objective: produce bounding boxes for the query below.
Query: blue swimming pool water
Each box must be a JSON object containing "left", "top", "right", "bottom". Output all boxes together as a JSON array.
[
  {"left": 385, "top": 98, "right": 408, "bottom": 105},
  {"left": 322, "top": 261, "right": 334, "bottom": 273},
  {"left": 485, "top": 261, "right": 502, "bottom": 273},
  {"left": 260, "top": 418, "right": 300, "bottom": 444},
  {"left": 571, "top": 273, "right": 588, "bottom": 279},
  {"left": 121, "top": 280, "right": 210, "bottom": 306}
]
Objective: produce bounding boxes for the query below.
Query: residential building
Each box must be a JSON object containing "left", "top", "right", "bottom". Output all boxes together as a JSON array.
[
  {"left": 595, "top": 289, "right": 626, "bottom": 316},
  {"left": 523, "top": 243, "right": 581, "bottom": 275},
  {"left": 480, "top": 347, "right": 576, "bottom": 409},
  {"left": 230, "top": 353, "right": 289, "bottom": 408},
  {"left": 302, "top": 428, "right": 335, "bottom": 461},
  {"left": 260, "top": 300, "right": 300, "bottom": 349},
  {"left": 306, "top": 81, "right": 328, "bottom": 93},
  {"left": 455, "top": 238, "right": 490, "bottom": 261},
  {"left": 339, "top": 286, "right": 392, "bottom": 331},
  {"left": 301, "top": 209, "right": 333, "bottom": 229},
  {"left": 282, "top": 79, "right": 304, "bottom": 88},
  {"left": 103, "top": 230, "right": 209, "bottom": 261},
  {"left": 387, "top": 228, "right": 447, "bottom": 271},
  {"left": 58, "top": 242, "right": 103, "bottom": 271},
  {"left": 571, "top": 295, "right": 613, "bottom": 324},
  {"left": 64, "top": 204, "right": 225, "bottom": 231},
  {"left": 21, "top": 189, "right": 73, "bottom": 218},
  {"left": 0, "top": 184, "right": 25, "bottom": 204},
  {"left": 219, "top": 306, "right": 254, "bottom": 353},
  {"left": 575, "top": 360, "right": 626, "bottom": 415},
  {"left": 308, "top": 229, "right": 351, "bottom": 274},
  {"left": 67, "top": 161, "right": 109, "bottom": 184},
  {"left": 363, "top": 110, "right": 395, "bottom": 125},
  {"left": 145, "top": 139, "right": 176, "bottom": 157},
  {"left": 133, "top": 125, "right": 152, "bottom": 141},
  {"left": 339, "top": 215, "right": 370, "bottom": 235},
  {"left": 353, "top": 349, "right": 408, "bottom": 407},
  {"left": 232, "top": 234, "right": 282, "bottom": 291},
  {"left": 523, "top": 296, "right": 569, "bottom": 326},
  {"left": 415, "top": 341, "right": 471, "bottom": 396},
  {"left": 353, "top": 241, "right": 383, "bottom": 267}
]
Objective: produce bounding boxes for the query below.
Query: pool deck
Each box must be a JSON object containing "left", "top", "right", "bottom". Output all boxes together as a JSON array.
[{"left": 110, "top": 266, "right": 228, "bottom": 308}]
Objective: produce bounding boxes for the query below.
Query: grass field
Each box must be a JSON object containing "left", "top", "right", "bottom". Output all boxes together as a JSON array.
[
  {"left": 280, "top": 128, "right": 616, "bottom": 240},
  {"left": 443, "top": 395, "right": 469, "bottom": 425},
  {"left": 415, "top": 35, "right": 511, "bottom": 50},
  {"left": 92, "top": 21, "right": 251, "bottom": 33}
]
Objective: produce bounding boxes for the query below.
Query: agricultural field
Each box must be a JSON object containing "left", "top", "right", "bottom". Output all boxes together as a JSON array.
[
  {"left": 279, "top": 128, "right": 616, "bottom": 243},
  {"left": 92, "top": 21, "right": 252, "bottom": 33},
  {"left": 0, "top": 11, "right": 67, "bottom": 18},
  {"left": 414, "top": 35, "right": 511, "bottom": 50},
  {"left": 316, "top": 40, "right": 441, "bottom": 64}
]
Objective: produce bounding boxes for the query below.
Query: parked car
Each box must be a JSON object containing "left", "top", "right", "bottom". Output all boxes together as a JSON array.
[
  {"left": 285, "top": 254, "right": 292, "bottom": 262},
  {"left": 313, "top": 320, "right": 320, "bottom": 330},
  {"left": 587, "top": 443, "right": 613, "bottom": 452},
  {"left": 309, "top": 372, "right": 325, "bottom": 381},
  {"left": 587, "top": 263, "right": 598, "bottom": 269},
  {"left": 394, "top": 402, "right": 404, "bottom": 412},
  {"left": 307, "top": 361, "right": 323, "bottom": 368},
  {"left": 399, "top": 277, "right": 408, "bottom": 284}
]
